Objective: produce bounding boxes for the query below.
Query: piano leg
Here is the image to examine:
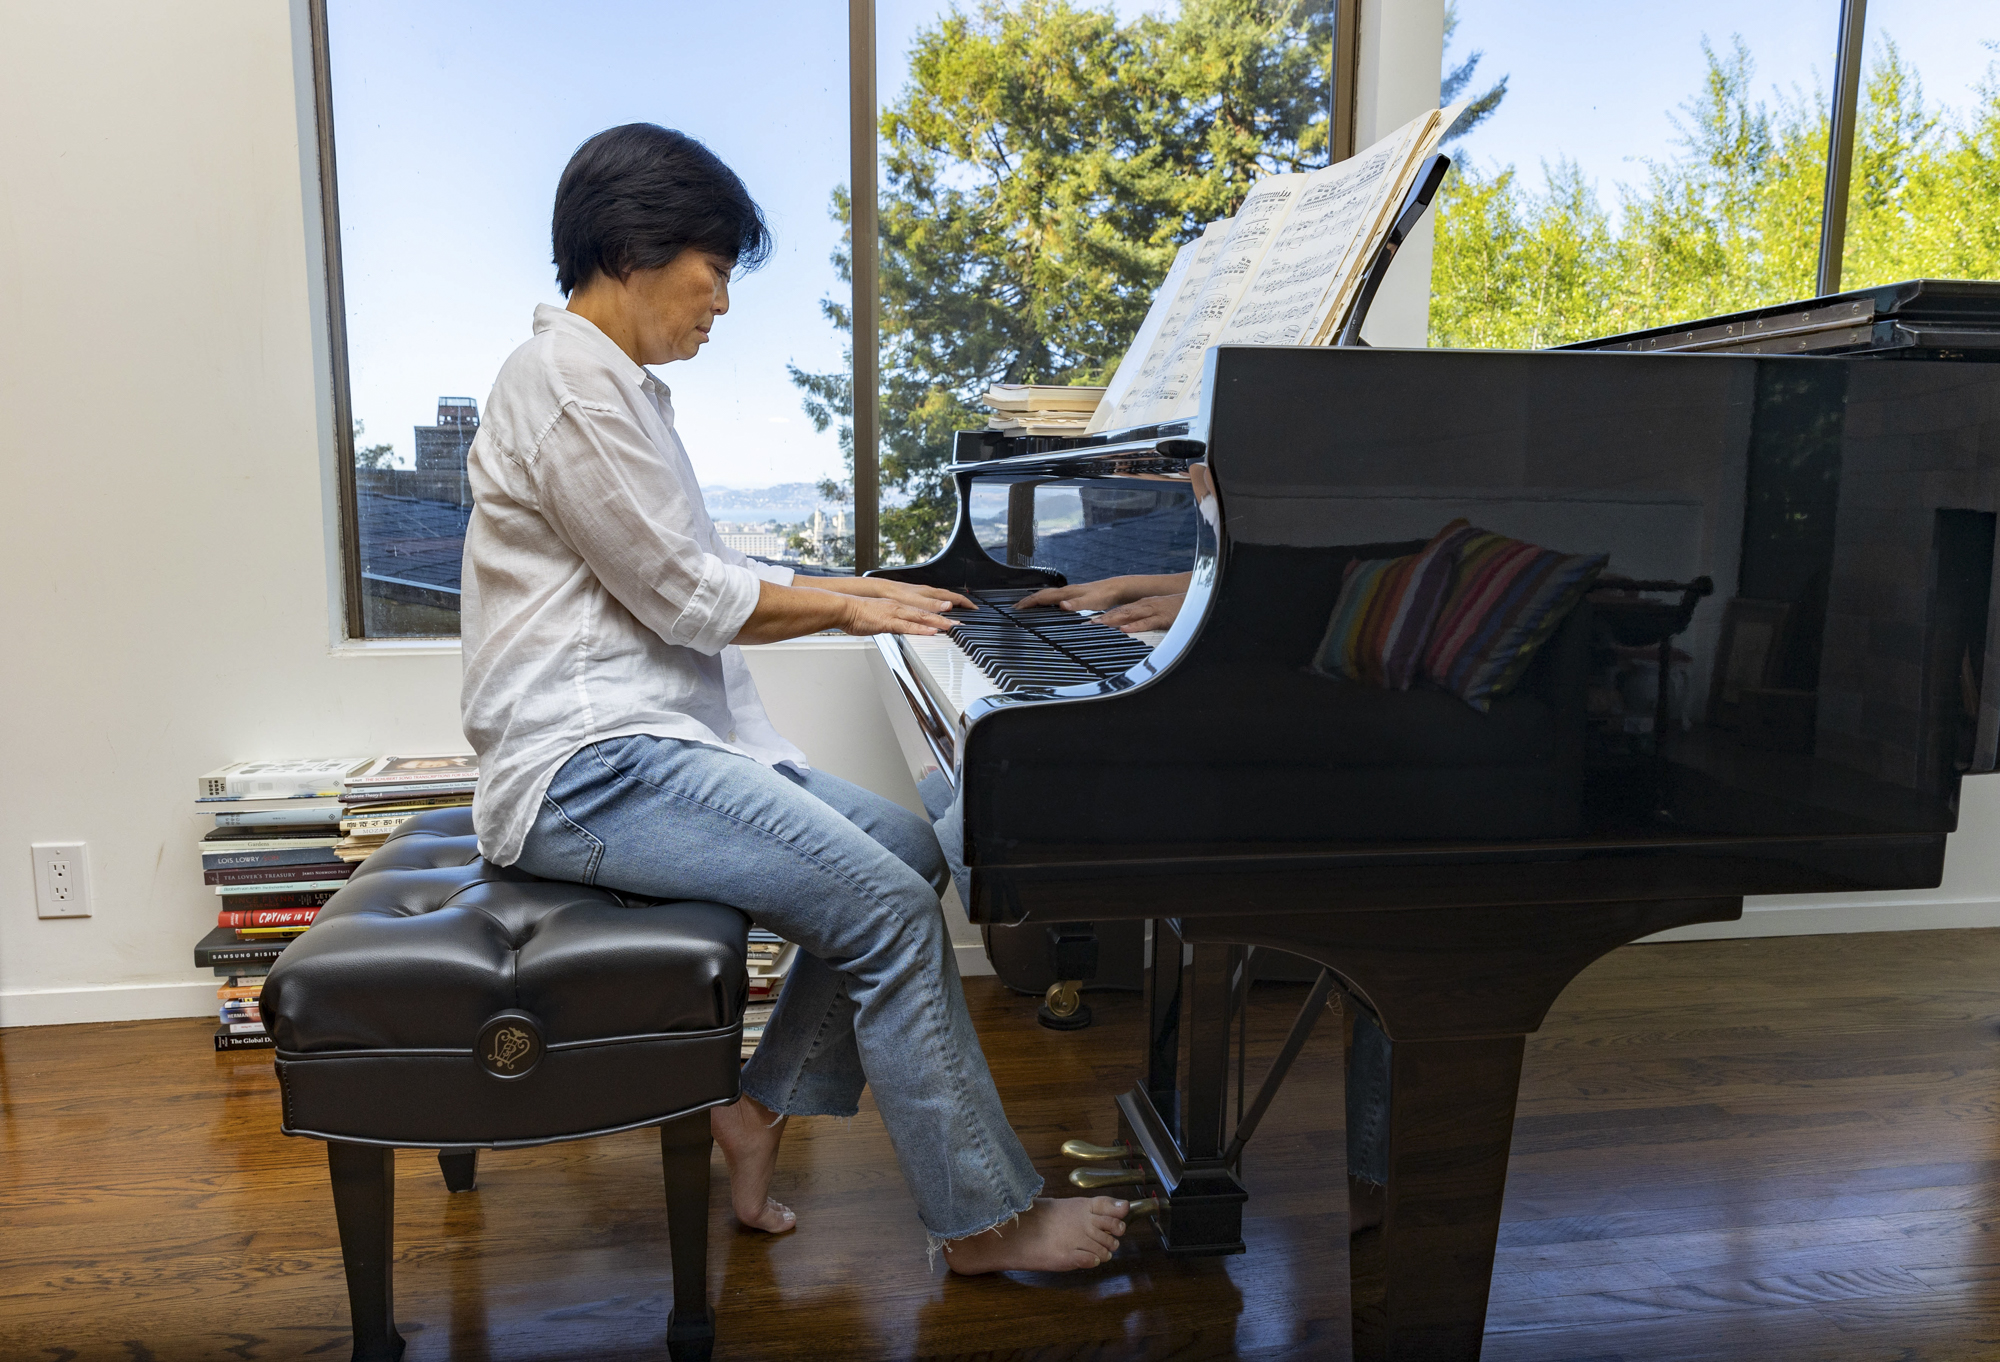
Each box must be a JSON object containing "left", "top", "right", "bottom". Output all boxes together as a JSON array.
[
  {"left": 1144, "top": 918, "right": 1183, "bottom": 1140},
  {"left": 1345, "top": 1006, "right": 1526, "bottom": 1360},
  {"left": 1117, "top": 939, "right": 1249, "bottom": 1255},
  {"left": 1175, "top": 895, "right": 1741, "bottom": 1361}
]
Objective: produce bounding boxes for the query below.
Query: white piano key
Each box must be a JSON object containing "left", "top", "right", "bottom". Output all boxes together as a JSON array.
[{"left": 899, "top": 632, "right": 1004, "bottom": 725}]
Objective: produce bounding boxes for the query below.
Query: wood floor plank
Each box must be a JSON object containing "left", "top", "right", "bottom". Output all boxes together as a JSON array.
[{"left": 6, "top": 929, "right": 2000, "bottom": 1358}]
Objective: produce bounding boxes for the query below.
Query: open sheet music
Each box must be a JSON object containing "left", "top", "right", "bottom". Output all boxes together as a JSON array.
[{"left": 1087, "top": 104, "right": 1462, "bottom": 434}]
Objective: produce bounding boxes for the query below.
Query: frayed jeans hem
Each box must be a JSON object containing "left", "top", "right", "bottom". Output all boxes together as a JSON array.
[
  {"left": 923, "top": 1175, "right": 1046, "bottom": 1268},
  {"left": 736, "top": 1079, "right": 860, "bottom": 1121}
]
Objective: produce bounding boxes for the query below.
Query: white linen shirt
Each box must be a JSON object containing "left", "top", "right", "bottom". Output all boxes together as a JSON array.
[{"left": 460, "top": 304, "right": 806, "bottom": 866}]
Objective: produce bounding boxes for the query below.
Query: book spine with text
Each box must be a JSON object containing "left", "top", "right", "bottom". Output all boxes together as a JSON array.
[
  {"left": 216, "top": 907, "right": 322, "bottom": 928},
  {"left": 205, "top": 863, "right": 358, "bottom": 887},
  {"left": 199, "top": 844, "right": 348, "bottom": 864},
  {"left": 214, "top": 1029, "right": 276, "bottom": 1051},
  {"left": 207, "top": 889, "right": 337, "bottom": 909},
  {"left": 214, "top": 808, "right": 344, "bottom": 828}
]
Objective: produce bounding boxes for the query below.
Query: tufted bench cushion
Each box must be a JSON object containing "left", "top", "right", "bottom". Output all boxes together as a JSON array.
[{"left": 262, "top": 805, "right": 749, "bottom": 1147}]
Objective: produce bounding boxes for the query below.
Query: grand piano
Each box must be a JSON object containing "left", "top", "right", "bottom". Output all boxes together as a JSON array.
[{"left": 865, "top": 282, "right": 2000, "bottom": 1360}]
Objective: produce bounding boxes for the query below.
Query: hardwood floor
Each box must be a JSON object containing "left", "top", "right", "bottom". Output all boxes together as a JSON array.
[{"left": 3, "top": 929, "right": 1999, "bottom": 1360}]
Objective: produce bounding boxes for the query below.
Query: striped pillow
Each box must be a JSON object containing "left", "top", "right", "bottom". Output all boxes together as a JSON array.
[
  {"left": 1313, "top": 520, "right": 1476, "bottom": 689},
  {"left": 1423, "top": 528, "right": 1608, "bottom": 711}
]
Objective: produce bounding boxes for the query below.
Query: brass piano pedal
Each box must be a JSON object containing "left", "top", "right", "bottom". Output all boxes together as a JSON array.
[
  {"left": 1038, "top": 980, "right": 1092, "bottom": 1031},
  {"left": 1128, "top": 1196, "right": 1167, "bottom": 1218},
  {"left": 1068, "top": 1165, "right": 1142, "bottom": 1191},
  {"left": 1060, "top": 1139, "right": 1132, "bottom": 1163}
]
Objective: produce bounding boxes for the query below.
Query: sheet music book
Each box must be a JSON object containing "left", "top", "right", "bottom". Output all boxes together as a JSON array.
[
  {"left": 1218, "top": 113, "right": 1434, "bottom": 351},
  {"left": 1086, "top": 235, "right": 1208, "bottom": 434},
  {"left": 1108, "top": 175, "right": 1306, "bottom": 430},
  {"left": 1089, "top": 220, "right": 1234, "bottom": 434},
  {"left": 1084, "top": 104, "right": 1463, "bottom": 432}
]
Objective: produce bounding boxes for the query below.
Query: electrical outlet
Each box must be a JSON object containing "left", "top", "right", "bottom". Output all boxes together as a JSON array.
[{"left": 31, "top": 842, "right": 91, "bottom": 918}]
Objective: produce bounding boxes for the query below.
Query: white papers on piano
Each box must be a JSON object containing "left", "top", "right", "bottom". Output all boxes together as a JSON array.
[
  {"left": 1089, "top": 103, "right": 1465, "bottom": 433},
  {"left": 982, "top": 383, "right": 1109, "bottom": 436}
]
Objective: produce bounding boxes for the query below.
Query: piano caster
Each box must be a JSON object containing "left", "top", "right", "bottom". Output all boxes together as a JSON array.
[
  {"left": 1068, "top": 1165, "right": 1145, "bottom": 1191},
  {"left": 1059, "top": 1139, "right": 1132, "bottom": 1163},
  {"left": 1038, "top": 980, "right": 1093, "bottom": 1031}
]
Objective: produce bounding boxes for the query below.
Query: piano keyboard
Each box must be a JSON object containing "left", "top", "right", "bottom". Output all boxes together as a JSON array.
[
  {"left": 875, "top": 589, "right": 1163, "bottom": 779},
  {"left": 942, "top": 589, "right": 1157, "bottom": 690}
]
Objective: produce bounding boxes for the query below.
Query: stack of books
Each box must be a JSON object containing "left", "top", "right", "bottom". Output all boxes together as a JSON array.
[
  {"left": 982, "top": 383, "right": 1106, "bottom": 437},
  {"left": 194, "top": 758, "right": 370, "bottom": 1051},
  {"left": 741, "top": 929, "right": 799, "bottom": 1059},
  {"left": 337, "top": 754, "right": 479, "bottom": 860}
]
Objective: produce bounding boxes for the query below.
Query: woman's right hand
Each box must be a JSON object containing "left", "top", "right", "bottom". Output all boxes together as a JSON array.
[{"left": 838, "top": 595, "right": 958, "bottom": 637}]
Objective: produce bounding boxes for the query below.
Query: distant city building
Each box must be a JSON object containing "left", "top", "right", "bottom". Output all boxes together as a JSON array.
[
  {"left": 719, "top": 531, "right": 794, "bottom": 559},
  {"left": 415, "top": 396, "right": 479, "bottom": 474}
]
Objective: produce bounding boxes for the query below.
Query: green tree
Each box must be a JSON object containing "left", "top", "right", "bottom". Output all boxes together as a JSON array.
[
  {"left": 352, "top": 418, "right": 397, "bottom": 471},
  {"left": 1430, "top": 36, "right": 2000, "bottom": 349},
  {"left": 792, "top": 0, "right": 1334, "bottom": 564}
]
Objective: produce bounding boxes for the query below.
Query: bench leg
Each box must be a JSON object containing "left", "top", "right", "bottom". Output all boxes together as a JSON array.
[
  {"left": 437, "top": 1148, "right": 479, "bottom": 1192},
  {"left": 659, "top": 1112, "right": 715, "bottom": 1362},
  {"left": 326, "top": 1141, "right": 405, "bottom": 1362}
]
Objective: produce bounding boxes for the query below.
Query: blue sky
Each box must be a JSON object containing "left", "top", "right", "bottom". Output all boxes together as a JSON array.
[{"left": 329, "top": 1, "right": 1995, "bottom": 491}]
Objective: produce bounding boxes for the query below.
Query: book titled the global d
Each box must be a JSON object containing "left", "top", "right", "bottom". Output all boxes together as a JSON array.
[{"left": 198, "top": 758, "right": 372, "bottom": 801}]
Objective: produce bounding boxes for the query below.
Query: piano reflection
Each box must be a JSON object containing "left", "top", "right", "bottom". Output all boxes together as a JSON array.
[{"left": 862, "top": 275, "right": 2000, "bottom": 1361}]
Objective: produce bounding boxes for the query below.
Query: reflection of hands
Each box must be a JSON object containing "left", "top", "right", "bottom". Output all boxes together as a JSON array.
[
  {"left": 1018, "top": 578, "right": 1138, "bottom": 612},
  {"left": 1094, "top": 594, "right": 1184, "bottom": 634}
]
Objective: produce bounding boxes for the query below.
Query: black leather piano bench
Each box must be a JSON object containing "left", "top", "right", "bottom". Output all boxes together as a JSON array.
[{"left": 259, "top": 805, "right": 748, "bottom": 1362}]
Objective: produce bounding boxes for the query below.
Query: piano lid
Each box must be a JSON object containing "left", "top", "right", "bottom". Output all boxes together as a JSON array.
[{"left": 1557, "top": 278, "right": 2000, "bottom": 360}]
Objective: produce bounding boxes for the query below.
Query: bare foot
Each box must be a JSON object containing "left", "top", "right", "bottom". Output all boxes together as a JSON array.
[
  {"left": 943, "top": 1197, "right": 1129, "bottom": 1274},
  {"left": 709, "top": 1095, "right": 797, "bottom": 1233}
]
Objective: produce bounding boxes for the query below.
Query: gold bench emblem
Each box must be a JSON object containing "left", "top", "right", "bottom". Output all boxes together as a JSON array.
[{"left": 486, "top": 1025, "right": 534, "bottom": 1072}]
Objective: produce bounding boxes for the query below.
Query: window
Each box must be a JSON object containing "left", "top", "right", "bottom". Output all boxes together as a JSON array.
[
  {"left": 313, "top": 0, "right": 850, "bottom": 637},
  {"left": 1429, "top": 0, "right": 2000, "bottom": 348}
]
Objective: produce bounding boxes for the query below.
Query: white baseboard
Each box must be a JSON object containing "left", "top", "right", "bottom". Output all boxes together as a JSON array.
[
  {"left": 1642, "top": 897, "right": 2000, "bottom": 942},
  {"left": 10, "top": 902, "right": 1973, "bottom": 1028},
  {"left": 0, "top": 980, "right": 217, "bottom": 1028}
]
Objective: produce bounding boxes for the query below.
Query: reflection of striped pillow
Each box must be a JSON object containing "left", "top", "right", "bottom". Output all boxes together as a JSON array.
[
  {"left": 1314, "top": 520, "right": 1476, "bottom": 689},
  {"left": 1424, "top": 529, "right": 1608, "bottom": 711}
]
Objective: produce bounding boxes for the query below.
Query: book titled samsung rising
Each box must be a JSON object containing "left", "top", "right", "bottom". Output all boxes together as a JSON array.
[{"left": 193, "top": 925, "right": 292, "bottom": 969}]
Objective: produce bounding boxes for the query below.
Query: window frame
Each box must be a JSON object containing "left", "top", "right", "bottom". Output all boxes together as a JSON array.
[{"left": 306, "top": 0, "right": 1871, "bottom": 639}]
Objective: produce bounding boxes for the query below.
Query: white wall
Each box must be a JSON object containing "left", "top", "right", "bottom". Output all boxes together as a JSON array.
[
  {"left": 1355, "top": 0, "right": 1448, "bottom": 348},
  {"left": 2, "top": 0, "right": 1994, "bottom": 1028}
]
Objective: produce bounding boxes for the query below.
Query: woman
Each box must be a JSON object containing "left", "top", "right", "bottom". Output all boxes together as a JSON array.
[{"left": 459, "top": 124, "right": 1128, "bottom": 1272}]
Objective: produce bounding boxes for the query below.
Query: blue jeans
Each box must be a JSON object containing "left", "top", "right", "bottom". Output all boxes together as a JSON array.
[{"left": 516, "top": 735, "right": 1043, "bottom": 1246}]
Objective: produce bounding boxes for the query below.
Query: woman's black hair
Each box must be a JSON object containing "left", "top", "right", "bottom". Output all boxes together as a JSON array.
[{"left": 551, "top": 124, "right": 771, "bottom": 296}]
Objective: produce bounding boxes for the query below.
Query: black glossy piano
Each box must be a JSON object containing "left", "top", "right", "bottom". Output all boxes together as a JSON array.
[{"left": 868, "top": 280, "right": 2000, "bottom": 1360}]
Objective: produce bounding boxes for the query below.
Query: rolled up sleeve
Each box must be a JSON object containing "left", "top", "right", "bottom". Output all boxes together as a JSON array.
[
  {"left": 714, "top": 539, "right": 796, "bottom": 588},
  {"left": 527, "top": 401, "right": 763, "bottom": 654}
]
